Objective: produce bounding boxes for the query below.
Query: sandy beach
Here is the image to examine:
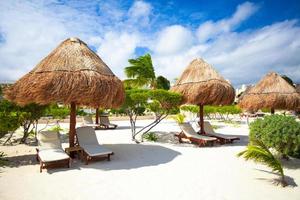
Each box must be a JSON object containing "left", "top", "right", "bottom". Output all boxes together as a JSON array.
[{"left": 0, "top": 119, "right": 299, "bottom": 200}]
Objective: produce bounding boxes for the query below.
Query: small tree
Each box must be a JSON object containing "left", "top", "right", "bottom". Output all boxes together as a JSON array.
[
  {"left": 122, "top": 89, "right": 148, "bottom": 141},
  {"left": 156, "top": 76, "right": 170, "bottom": 90},
  {"left": 19, "top": 103, "right": 48, "bottom": 143},
  {"left": 136, "top": 89, "right": 182, "bottom": 141}
]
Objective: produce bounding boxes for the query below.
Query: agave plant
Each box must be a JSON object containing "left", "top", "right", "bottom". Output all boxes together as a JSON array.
[{"left": 237, "top": 139, "right": 287, "bottom": 187}]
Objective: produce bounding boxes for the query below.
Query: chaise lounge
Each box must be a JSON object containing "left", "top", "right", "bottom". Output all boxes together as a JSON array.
[
  {"left": 36, "top": 131, "right": 71, "bottom": 173},
  {"left": 203, "top": 121, "right": 240, "bottom": 144},
  {"left": 76, "top": 126, "right": 114, "bottom": 165},
  {"left": 176, "top": 122, "right": 217, "bottom": 146},
  {"left": 100, "top": 115, "right": 118, "bottom": 129}
]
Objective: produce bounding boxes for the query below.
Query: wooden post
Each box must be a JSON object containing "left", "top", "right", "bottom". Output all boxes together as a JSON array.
[
  {"left": 271, "top": 108, "right": 275, "bottom": 114},
  {"left": 198, "top": 104, "right": 205, "bottom": 135},
  {"left": 69, "top": 102, "right": 76, "bottom": 149},
  {"left": 95, "top": 108, "right": 99, "bottom": 124}
]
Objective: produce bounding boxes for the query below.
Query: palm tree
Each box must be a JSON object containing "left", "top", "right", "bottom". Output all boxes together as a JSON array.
[
  {"left": 237, "top": 139, "right": 287, "bottom": 187},
  {"left": 124, "top": 54, "right": 156, "bottom": 88}
]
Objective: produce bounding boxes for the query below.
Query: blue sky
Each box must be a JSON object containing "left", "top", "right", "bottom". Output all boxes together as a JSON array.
[{"left": 0, "top": 0, "right": 299, "bottom": 87}]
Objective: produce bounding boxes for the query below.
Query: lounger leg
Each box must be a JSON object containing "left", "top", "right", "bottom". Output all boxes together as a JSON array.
[
  {"left": 107, "top": 154, "right": 111, "bottom": 161},
  {"left": 40, "top": 162, "right": 43, "bottom": 173}
]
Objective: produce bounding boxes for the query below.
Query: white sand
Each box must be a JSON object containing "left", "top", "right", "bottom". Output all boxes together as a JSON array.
[{"left": 0, "top": 119, "right": 300, "bottom": 200}]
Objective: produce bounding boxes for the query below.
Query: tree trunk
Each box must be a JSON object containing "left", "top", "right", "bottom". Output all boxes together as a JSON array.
[
  {"left": 95, "top": 108, "right": 99, "bottom": 124},
  {"left": 69, "top": 102, "right": 76, "bottom": 151},
  {"left": 198, "top": 104, "right": 205, "bottom": 134}
]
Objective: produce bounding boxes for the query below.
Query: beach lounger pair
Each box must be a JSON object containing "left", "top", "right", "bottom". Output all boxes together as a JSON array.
[
  {"left": 36, "top": 127, "right": 113, "bottom": 172},
  {"left": 82, "top": 115, "right": 117, "bottom": 129},
  {"left": 175, "top": 122, "right": 239, "bottom": 146}
]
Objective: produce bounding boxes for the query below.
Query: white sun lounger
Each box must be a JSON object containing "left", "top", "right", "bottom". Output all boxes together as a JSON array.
[
  {"left": 203, "top": 121, "right": 240, "bottom": 144},
  {"left": 100, "top": 115, "right": 117, "bottom": 129},
  {"left": 81, "top": 115, "right": 101, "bottom": 129},
  {"left": 176, "top": 122, "right": 217, "bottom": 146},
  {"left": 76, "top": 126, "right": 113, "bottom": 164},
  {"left": 36, "top": 131, "right": 71, "bottom": 172}
]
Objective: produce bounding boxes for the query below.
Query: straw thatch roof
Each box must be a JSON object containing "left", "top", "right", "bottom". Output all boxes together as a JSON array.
[
  {"left": 171, "top": 58, "right": 235, "bottom": 105},
  {"left": 4, "top": 37, "right": 125, "bottom": 108},
  {"left": 239, "top": 72, "right": 300, "bottom": 111}
]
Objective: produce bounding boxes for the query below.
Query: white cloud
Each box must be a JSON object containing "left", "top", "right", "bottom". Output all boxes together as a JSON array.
[
  {"left": 153, "top": 25, "right": 194, "bottom": 55},
  {"left": 128, "top": 1, "right": 152, "bottom": 27},
  {"left": 96, "top": 32, "right": 140, "bottom": 77},
  {"left": 0, "top": 0, "right": 299, "bottom": 87},
  {"left": 196, "top": 2, "right": 259, "bottom": 43}
]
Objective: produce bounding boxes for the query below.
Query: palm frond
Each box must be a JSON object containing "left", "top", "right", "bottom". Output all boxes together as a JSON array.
[{"left": 238, "top": 138, "right": 286, "bottom": 186}]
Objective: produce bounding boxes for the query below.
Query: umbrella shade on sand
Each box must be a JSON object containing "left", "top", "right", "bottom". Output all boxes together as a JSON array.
[
  {"left": 5, "top": 37, "right": 125, "bottom": 148},
  {"left": 171, "top": 58, "right": 235, "bottom": 134},
  {"left": 239, "top": 72, "right": 300, "bottom": 113}
]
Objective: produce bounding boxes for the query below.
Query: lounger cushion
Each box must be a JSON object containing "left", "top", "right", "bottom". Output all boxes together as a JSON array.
[
  {"left": 76, "top": 127, "right": 99, "bottom": 145},
  {"left": 204, "top": 121, "right": 239, "bottom": 140},
  {"left": 38, "top": 131, "right": 62, "bottom": 150},
  {"left": 38, "top": 149, "right": 69, "bottom": 162},
  {"left": 81, "top": 145, "right": 113, "bottom": 156}
]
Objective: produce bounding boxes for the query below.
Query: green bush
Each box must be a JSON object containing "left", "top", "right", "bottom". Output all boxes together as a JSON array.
[
  {"left": 45, "top": 104, "right": 69, "bottom": 119},
  {"left": 143, "top": 132, "right": 158, "bottom": 142},
  {"left": 249, "top": 115, "right": 300, "bottom": 158},
  {"left": 172, "top": 113, "right": 185, "bottom": 124}
]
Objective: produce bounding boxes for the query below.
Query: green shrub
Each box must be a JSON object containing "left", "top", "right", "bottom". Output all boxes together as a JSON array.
[
  {"left": 249, "top": 115, "right": 300, "bottom": 158},
  {"left": 172, "top": 113, "right": 185, "bottom": 124},
  {"left": 47, "top": 125, "right": 64, "bottom": 133},
  {"left": 143, "top": 132, "right": 158, "bottom": 142}
]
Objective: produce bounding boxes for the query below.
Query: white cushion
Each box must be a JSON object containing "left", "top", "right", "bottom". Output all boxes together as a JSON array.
[
  {"left": 81, "top": 144, "right": 113, "bottom": 156},
  {"left": 76, "top": 127, "right": 99, "bottom": 145},
  {"left": 38, "top": 149, "right": 69, "bottom": 162},
  {"left": 38, "top": 131, "right": 62, "bottom": 150}
]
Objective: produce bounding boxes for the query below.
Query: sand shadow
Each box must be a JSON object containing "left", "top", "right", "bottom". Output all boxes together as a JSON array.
[
  {"left": 81, "top": 143, "right": 181, "bottom": 170},
  {"left": 4, "top": 154, "right": 38, "bottom": 167},
  {"left": 110, "top": 126, "right": 143, "bottom": 130},
  {"left": 153, "top": 131, "right": 249, "bottom": 147},
  {"left": 255, "top": 168, "right": 298, "bottom": 187},
  {"left": 281, "top": 157, "right": 300, "bottom": 169}
]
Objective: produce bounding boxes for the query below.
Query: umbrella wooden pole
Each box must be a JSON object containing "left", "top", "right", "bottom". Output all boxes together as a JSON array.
[
  {"left": 199, "top": 104, "right": 205, "bottom": 134},
  {"left": 95, "top": 108, "right": 99, "bottom": 124},
  {"left": 271, "top": 108, "right": 275, "bottom": 114},
  {"left": 69, "top": 102, "right": 76, "bottom": 150}
]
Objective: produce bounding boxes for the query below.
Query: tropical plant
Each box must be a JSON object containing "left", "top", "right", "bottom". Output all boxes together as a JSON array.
[
  {"left": 121, "top": 89, "right": 149, "bottom": 141},
  {"left": 249, "top": 115, "right": 300, "bottom": 158},
  {"left": 138, "top": 89, "right": 181, "bottom": 141},
  {"left": 172, "top": 113, "right": 185, "bottom": 124},
  {"left": 124, "top": 53, "right": 156, "bottom": 88},
  {"left": 237, "top": 139, "right": 287, "bottom": 187},
  {"left": 19, "top": 103, "right": 48, "bottom": 143},
  {"left": 143, "top": 132, "right": 158, "bottom": 142},
  {"left": 0, "top": 99, "right": 25, "bottom": 144},
  {"left": 47, "top": 125, "right": 65, "bottom": 133},
  {"left": 156, "top": 76, "right": 170, "bottom": 90},
  {"left": 45, "top": 104, "right": 69, "bottom": 119}
]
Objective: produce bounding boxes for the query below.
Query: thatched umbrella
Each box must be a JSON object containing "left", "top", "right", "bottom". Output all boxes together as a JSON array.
[
  {"left": 171, "top": 58, "right": 235, "bottom": 134},
  {"left": 5, "top": 37, "right": 125, "bottom": 147},
  {"left": 239, "top": 72, "right": 300, "bottom": 113}
]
